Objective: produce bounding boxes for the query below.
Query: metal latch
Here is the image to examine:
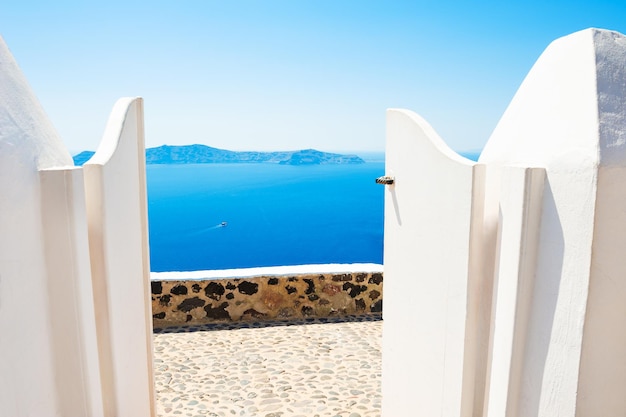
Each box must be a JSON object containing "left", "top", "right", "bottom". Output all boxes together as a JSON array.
[{"left": 376, "top": 176, "right": 394, "bottom": 185}]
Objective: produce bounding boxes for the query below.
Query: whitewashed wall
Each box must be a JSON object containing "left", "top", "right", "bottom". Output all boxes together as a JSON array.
[
  {"left": 0, "top": 38, "right": 104, "bottom": 416},
  {"left": 381, "top": 109, "right": 483, "bottom": 417},
  {"left": 84, "top": 97, "right": 155, "bottom": 417},
  {"left": 39, "top": 167, "right": 106, "bottom": 417},
  {"left": 0, "top": 36, "right": 154, "bottom": 417},
  {"left": 480, "top": 28, "right": 626, "bottom": 417},
  {"left": 383, "top": 28, "right": 626, "bottom": 417},
  {"left": 482, "top": 166, "right": 545, "bottom": 417}
]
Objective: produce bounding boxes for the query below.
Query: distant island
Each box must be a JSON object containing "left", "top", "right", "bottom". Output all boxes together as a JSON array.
[{"left": 73, "top": 144, "right": 365, "bottom": 166}]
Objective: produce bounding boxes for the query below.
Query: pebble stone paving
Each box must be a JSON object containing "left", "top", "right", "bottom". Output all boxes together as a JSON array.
[{"left": 153, "top": 315, "right": 382, "bottom": 417}]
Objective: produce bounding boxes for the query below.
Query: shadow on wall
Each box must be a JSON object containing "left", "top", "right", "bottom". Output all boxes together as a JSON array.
[{"left": 521, "top": 179, "right": 564, "bottom": 416}]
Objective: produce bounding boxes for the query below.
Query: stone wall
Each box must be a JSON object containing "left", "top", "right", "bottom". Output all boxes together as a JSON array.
[{"left": 151, "top": 271, "right": 383, "bottom": 328}]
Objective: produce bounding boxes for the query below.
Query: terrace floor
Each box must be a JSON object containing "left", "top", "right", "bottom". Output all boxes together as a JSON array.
[{"left": 153, "top": 315, "right": 382, "bottom": 417}]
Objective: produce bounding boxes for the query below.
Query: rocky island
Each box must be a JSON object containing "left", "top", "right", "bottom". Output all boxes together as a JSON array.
[{"left": 73, "top": 144, "right": 365, "bottom": 166}]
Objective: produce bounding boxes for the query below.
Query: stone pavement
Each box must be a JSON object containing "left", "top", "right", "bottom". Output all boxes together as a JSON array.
[{"left": 153, "top": 315, "right": 382, "bottom": 417}]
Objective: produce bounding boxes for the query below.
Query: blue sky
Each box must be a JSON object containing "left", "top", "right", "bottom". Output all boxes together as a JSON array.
[{"left": 1, "top": 1, "right": 625, "bottom": 154}]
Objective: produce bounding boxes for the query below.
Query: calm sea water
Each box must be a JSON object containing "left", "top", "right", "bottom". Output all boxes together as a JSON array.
[{"left": 147, "top": 162, "right": 386, "bottom": 272}]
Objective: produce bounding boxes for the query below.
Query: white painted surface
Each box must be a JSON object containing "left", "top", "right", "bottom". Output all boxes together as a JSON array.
[
  {"left": 84, "top": 98, "right": 155, "bottom": 417},
  {"left": 381, "top": 109, "right": 477, "bottom": 417},
  {"left": 480, "top": 29, "right": 599, "bottom": 169},
  {"left": 39, "top": 167, "right": 105, "bottom": 417},
  {"left": 0, "top": 36, "right": 103, "bottom": 416},
  {"left": 480, "top": 28, "right": 626, "bottom": 416},
  {"left": 459, "top": 163, "right": 494, "bottom": 417},
  {"left": 484, "top": 167, "right": 545, "bottom": 417},
  {"left": 151, "top": 263, "right": 383, "bottom": 280},
  {"left": 577, "top": 166, "right": 626, "bottom": 416},
  {"left": 576, "top": 29, "right": 626, "bottom": 416}
]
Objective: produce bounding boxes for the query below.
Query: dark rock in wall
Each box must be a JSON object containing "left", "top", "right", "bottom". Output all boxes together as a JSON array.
[
  {"left": 369, "top": 273, "right": 383, "bottom": 285},
  {"left": 177, "top": 297, "right": 206, "bottom": 312},
  {"left": 369, "top": 289, "right": 381, "bottom": 300},
  {"left": 332, "top": 274, "right": 353, "bottom": 282},
  {"left": 205, "top": 282, "right": 225, "bottom": 300},
  {"left": 303, "top": 279, "right": 315, "bottom": 294},
  {"left": 356, "top": 273, "right": 368, "bottom": 283},
  {"left": 159, "top": 294, "right": 171, "bottom": 307},
  {"left": 204, "top": 302, "right": 230, "bottom": 320},
  {"left": 343, "top": 282, "right": 367, "bottom": 298},
  {"left": 238, "top": 281, "right": 259, "bottom": 295},
  {"left": 151, "top": 281, "right": 163, "bottom": 295},
  {"left": 243, "top": 309, "right": 266, "bottom": 319},
  {"left": 170, "top": 285, "right": 188, "bottom": 295}
]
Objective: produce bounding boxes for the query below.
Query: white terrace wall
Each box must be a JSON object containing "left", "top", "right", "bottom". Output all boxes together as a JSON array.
[
  {"left": 0, "top": 37, "right": 105, "bottom": 417},
  {"left": 0, "top": 37, "right": 154, "bottom": 417},
  {"left": 382, "top": 28, "right": 626, "bottom": 417}
]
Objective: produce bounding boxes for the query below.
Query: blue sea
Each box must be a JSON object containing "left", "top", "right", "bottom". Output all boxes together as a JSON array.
[
  {"left": 147, "top": 161, "right": 385, "bottom": 272},
  {"left": 146, "top": 151, "right": 479, "bottom": 272}
]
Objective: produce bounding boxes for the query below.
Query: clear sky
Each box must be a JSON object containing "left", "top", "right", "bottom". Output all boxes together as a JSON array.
[{"left": 1, "top": 0, "right": 626, "bottom": 154}]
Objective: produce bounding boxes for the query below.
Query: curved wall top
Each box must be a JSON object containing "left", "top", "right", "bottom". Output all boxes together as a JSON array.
[
  {"left": 480, "top": 28, "right": 626, "bottom": 168},
  {"left": 0, "top": 35, "right": 73, "bottom": 261},
  {"left": 83, "top": 97, "right": 155, "bottom": 417},
  {"left": 0, "top": 36, "right": 86, "bottom": 416},
  {"left": 87, "top": 96, "right": 141, "bottom": 166},
  {"left": 476, "top": 28, "right": 626, "bottom": 416},
  {"left": 388, "top": 108, "right": 476, "bottom": 167},
  {"left": 0, "top": 37, "right": 72, "bottom": 171},
  {"left": 382, "top": 108, "right": 479, "bottom": 416}
]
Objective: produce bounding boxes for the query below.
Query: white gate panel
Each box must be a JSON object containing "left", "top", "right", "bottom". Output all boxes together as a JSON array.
[{"left": 381, "top": 109, "right": 480, "bottom": 417}]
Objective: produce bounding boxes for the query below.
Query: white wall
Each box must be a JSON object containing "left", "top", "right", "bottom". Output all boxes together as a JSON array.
[
  {"left": 383, "top": 28, "right": 626, "bottom": 417},
  {"left": 39, "top": 167, "right": 105, "bottom": 417},
  {"left": 479, "top": 28, "right": 626, "bottom": 417},
  {"left": 0, "top": 37, "right": 104, "bottom": 416},
  {"left": 576, "top": 29, "right": 626, "bottom": 416},
  {"left": 381, "top": 109, "right": 480, "bottom": 417},
  {"left": 483, "top": 166, "right": 545, "bottom": 417},
  {"left": 1, "top": 34, "right": 156, "bottom": 417},
  {"left": 84, "top": 97, "right": 155, "bottom": 417}
]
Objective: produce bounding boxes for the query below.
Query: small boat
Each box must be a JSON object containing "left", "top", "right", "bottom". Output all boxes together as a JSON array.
[{"left": 220, "top": 221, "right": 228, "bottom": 227}]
